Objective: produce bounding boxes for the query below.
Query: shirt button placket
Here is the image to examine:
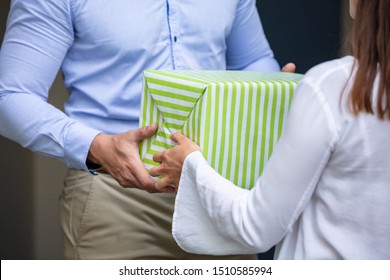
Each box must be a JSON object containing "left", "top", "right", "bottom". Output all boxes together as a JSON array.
[{"left": 166, "top": 0, "right": 180, "bottom": 69}]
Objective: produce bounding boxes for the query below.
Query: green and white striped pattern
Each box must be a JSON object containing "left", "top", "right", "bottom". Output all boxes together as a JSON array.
[{"left": 140, "top": 70, "right": 303, "bottom": 189}]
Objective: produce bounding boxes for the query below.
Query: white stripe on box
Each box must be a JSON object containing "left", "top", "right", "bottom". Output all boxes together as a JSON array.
[
  {"left": 222, "top": 82, "right": 233, "bottom": 178},
  {"left": 145, "top": 72, "right": 206, "bottom": 89},
  {"left": 150, "top": 93, "right": 197, "bottom": 108},
  {"left": 147, "top": 83, "right": 203, "bottom": 100}
]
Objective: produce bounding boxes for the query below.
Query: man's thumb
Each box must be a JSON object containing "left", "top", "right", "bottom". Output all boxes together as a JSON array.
[{"left": 130, "top": 123, "right": 158, "bottom": 142}]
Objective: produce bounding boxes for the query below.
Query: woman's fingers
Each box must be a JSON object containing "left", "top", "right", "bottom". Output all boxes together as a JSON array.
[
  {"left": 155, "top": 176, "right": 175, "bottom": 190},
  {"left": 171, "top": 131, "right": 187, "bottom": 144},
  {"left": 149, "top": 162, "right": 163, "bottom": 177},
  {"left": 152, "top": 151, "right": 164, "bottom": 163}
]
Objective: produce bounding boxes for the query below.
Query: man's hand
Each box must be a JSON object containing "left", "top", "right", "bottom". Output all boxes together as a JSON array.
[
  {"left": 282, "top": 62, "right": 296, "bottom": 73},
  {"left": 87, "top": 123, "right": 159, "bottom": 193}
]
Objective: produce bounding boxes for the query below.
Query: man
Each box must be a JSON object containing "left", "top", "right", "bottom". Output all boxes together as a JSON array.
[{"left": 0, "top": 0, "right": 293, "bottom": 259}]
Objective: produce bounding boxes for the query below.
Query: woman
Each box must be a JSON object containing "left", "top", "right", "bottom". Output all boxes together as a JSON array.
[{"left": 150, "top": 0, "right": 390, "bottom": 259}]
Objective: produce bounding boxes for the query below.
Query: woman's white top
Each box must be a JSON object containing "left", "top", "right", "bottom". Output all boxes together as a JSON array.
[{"left": 172, "top": 56, "right": 390, "bottom": 259}]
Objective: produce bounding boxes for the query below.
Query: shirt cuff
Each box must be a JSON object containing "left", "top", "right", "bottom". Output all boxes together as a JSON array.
[
  {"left": 172, "top": 151, "right": 257, "bottom": 255},
  {"left": 63, "top": 121, "right": 102, "bottom": 171}
]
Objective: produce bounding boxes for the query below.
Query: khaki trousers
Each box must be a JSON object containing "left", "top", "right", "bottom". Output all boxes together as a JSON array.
[{"left": 59, "top": 169, "right": 257, "bottom": 260}]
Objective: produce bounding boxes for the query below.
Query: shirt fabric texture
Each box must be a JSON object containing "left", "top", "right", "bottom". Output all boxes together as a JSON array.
[
  {"left": 0, "top": 0, "right": 279, "bottom": 170},
  {"left": 172, "top": 56, "right": 390, "bottom": 259}
]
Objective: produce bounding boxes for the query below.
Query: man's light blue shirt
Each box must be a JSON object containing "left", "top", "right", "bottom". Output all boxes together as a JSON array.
[{"left": 0, "top": 0, "right": 280, "bottom": 170}]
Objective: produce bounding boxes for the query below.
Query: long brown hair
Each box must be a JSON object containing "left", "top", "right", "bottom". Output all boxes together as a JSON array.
[{"left": 349, "top": 0, "right": 390, "bottom": 119}]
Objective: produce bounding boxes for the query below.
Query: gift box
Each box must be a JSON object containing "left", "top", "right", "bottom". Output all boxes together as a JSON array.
[{"left": 140, "top": 70, "right": 303, "bottom": 189}]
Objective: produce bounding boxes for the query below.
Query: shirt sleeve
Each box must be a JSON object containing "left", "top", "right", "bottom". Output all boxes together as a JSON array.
[
  {"left": 172, "top": 76, "right": 339, "bottom": 255},
  {"left": 225, "top": 0, "right": 280, "bottom": 71},
  {"left": 0, "top": 0, "right": 101, "bottom": 170}
]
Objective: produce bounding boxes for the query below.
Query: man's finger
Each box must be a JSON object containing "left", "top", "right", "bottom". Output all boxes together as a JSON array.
[
  {"left": 282, "top": 63, "right": 296, "bottom": 73},
  {"left": 129, "top": 123, "right": 158, "bottom": 142},
  {"left": 130, "top": 157, "right": 158, "bottom": 189}
]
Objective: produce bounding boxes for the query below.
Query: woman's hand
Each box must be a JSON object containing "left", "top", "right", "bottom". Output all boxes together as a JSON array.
[{"left": 149, "top": 132, "right": 200, "bottom": 192}]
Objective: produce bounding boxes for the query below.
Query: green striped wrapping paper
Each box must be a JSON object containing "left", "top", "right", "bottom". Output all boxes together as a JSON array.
[{"left": 140, "top": 70, "right": 303, "bottom": 189}]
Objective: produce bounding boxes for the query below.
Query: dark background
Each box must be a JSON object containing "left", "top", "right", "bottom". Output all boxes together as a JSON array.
[
  {"left": 258, "top": 0, "right": 343, "bottom": 73},
  {"left": 0, "top": 0, "right": 35, "bottom": 260}
]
